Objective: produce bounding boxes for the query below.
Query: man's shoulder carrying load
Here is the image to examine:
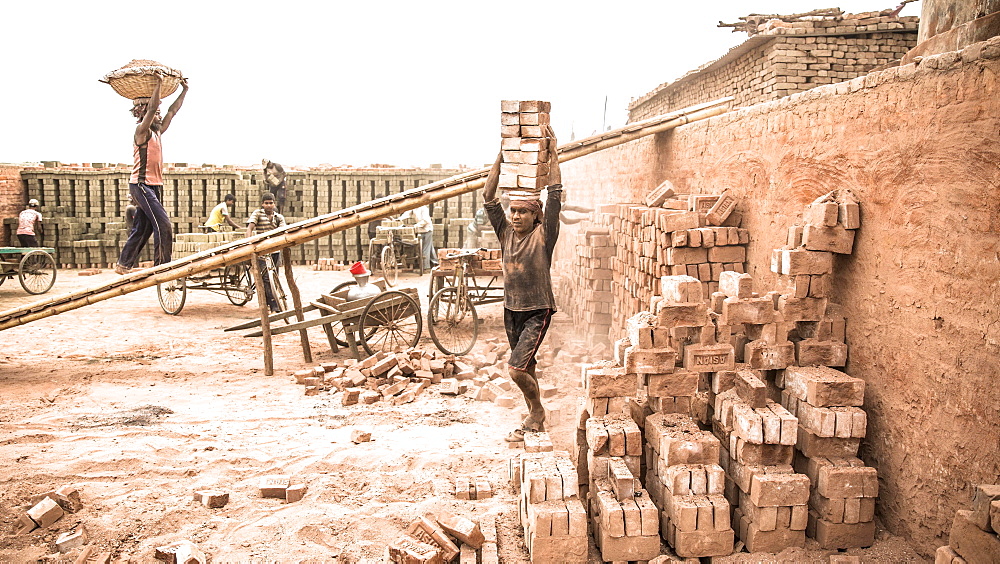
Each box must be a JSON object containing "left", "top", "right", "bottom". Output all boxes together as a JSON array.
[{"left": 99, "top": 59, "right": 184, "bottom": 101}]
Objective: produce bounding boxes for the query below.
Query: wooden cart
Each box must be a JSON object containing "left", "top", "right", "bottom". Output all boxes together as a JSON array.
[
  {"left": 0, "top": 247, "right": 57, "bottom": 295},
  {"left": 225, "top": 279, "right": 423, "bottom": 359}
]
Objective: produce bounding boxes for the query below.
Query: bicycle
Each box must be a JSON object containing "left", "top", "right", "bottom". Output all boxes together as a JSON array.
[
  {"left": 427, "top": 248, "right": 485, "bottom": 355},
  {"left": 369, "top": 225, "right": 422, "bottom": 287}
]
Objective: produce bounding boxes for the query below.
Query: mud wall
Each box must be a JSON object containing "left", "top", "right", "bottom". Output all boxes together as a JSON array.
[{"left": 559, "top": 38, "right": 1000, "bottom": 557}]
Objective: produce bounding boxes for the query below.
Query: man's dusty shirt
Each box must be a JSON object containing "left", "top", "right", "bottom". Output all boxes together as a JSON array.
[{"left": 485, "top": 189, "right": 561, "bottom": 312}]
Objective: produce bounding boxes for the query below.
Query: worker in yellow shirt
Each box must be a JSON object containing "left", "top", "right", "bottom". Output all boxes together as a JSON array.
[{"left": 205, "top": 194, "right": 240, "bottom": 231}]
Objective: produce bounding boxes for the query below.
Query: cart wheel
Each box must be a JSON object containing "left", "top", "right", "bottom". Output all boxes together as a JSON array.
[
  {"left": 380, "top": 245, "right": 398, "bottom": 287},
  {"left": 329, "top": 281, "right": 380, "bottom": 347},
  {"left": 359, "top": 290, "right": 422, "bottom": 356},
  {"left": 158, "top": 277, "right": 187, "bottom": 315},
  {"left": 427, "top": 286, "right": 479, "bottom": 356},
  {"left": 18, "top": 250, "right": 57, "bottom": 294},
  {"left": 224, "top": 263, "right": 253, "bottom": 306}
]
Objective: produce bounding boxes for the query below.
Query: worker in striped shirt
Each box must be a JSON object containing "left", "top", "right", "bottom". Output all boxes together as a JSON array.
[{"left": 246, "top": 193, "right": 287, "bottom": 313}]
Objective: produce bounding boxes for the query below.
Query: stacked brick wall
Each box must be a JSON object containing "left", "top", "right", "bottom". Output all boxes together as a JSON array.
[
  {"left": 2, "top": 166, "right": 465, "bottom": 267},
  {"left": 629, "top": 13, "right": 918, "bottom": 121},
  {"left": 0, "top": 165, "right": 27, "bottom": 247},
  {"left": 559, "top": 37, "right": 1000, "bottom": 557}
]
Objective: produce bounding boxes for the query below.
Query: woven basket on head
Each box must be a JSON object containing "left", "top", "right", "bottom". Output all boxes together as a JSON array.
[{"left": 99, "top": 59, "right": 184, "bottom": 101}]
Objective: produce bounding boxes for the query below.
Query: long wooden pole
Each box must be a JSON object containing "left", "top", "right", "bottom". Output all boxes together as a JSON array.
[
  {"left": 281, "top": 247, "right": 311, "bottom": 364},
  {"left": 249, "top": 253, "right": 274, "bottom": 376},
  {"left": 0, "top": 97, "right": 733, "bottom": 332}
]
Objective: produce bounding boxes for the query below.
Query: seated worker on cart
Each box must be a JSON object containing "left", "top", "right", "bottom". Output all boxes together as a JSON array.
[
  {"left": 246, "top": 192, "right": 286, "bottom": 313},
  {"left": 205, "top": 194, "right": 240, "bottom": 231},
  {"left": 482, "top": 124, "right": 563, "bottom": 443}
]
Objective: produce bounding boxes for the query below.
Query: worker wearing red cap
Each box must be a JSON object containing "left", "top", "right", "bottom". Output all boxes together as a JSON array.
[{"left": 482, "top": 124, "right": 563, "bottom": 443}]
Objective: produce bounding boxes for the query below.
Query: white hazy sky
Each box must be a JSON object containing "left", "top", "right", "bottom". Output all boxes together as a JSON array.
[{"left": 1, "top": 1, "right": 919, "bottom": 169}]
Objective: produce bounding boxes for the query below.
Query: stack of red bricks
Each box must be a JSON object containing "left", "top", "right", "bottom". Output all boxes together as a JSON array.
[
  {"left": 595, "top": 181, "right": 748, "bottom": 344},
  {"left": 436, "top": 248, "right": 502, "bottom": 272},
  {"left": 498, "top": 100, "right": 552, "bottom": 201},
  {"left": 713, "top": 371, "right": 809, "bottom": 552},
  {"left": 564, "top": 225, "right": 615, "bottom": 346},
  {"left": 781, "top": 366, "right": 877, "bottom": 549},
  {"left": 510, "top": 435, "right": 589, "bottom": 562},
  {"left": 937, "top": 484, "right": 1000, "bottom": 563},
  {"left": 584, "top": 413, "right": 661, "bottom": 561}
]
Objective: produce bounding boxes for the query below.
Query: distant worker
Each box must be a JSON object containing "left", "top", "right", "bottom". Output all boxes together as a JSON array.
[
  {"left": 262, "top": 159, "right": 287, "bottom": 212},
  {"left": 482, "top": 124, "right": 563, "bottom": 443},
  {"left": 399, "top": 204, "right": 437, "bottom": 270},
  {"left": 205, "top": 194, "right": 240, "bottom": 231},
  {"left": 16, "top": 199, "right": 44, "bottom": 247},
  {"left": 116, "top": 74, "right": 189, "bottom": 275},
  {"left": 246, "top": 192, "right": 287, "bottom": 313}
]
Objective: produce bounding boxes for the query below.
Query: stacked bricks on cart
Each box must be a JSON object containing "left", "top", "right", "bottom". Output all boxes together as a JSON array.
[
  {"left": 172, "top": 231, "right": 243, "bottom": 259},
  {"left": 510, "top": 435, "right": 589, "bottom": 562},
  {"left": 436, "top": 248, "right": 502, "bottom": 272},
  {"left": 936, "top": 483, "right": 1000, "bottom": 563},
  {"left": 498, "top": 100, "right": 551, "bottom": 201}
]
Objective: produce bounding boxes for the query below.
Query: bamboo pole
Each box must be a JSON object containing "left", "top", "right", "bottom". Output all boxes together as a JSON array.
[
  {"left": 249, "top": 253, "right": 274, "bottom": 376},
  {"left": 282, "top": 247, "right": 311, "bottom": 363},
  {"left": 0, "top": 97, "right": 733, "bottom": 333}
]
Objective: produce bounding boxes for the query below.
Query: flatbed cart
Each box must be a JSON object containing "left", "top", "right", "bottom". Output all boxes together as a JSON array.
[
  {"left": 0, "top": 247, "right": 57, "bottom": 294},
  {"left": 225, "top": 279, "right": 422, "bottom": 359},
  {"left": 426, "top": 248, "right": 504, "bottom": 356}
]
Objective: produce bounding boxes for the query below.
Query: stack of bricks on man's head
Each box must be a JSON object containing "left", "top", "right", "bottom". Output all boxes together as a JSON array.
[{"left": 499, "top": 100, "right": 551, "bottom": 201}]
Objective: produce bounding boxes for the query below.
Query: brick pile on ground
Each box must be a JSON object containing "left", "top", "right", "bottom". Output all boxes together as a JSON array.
[
  {"left": 387, "top": 511, "right": 495, "bottom": 564},
  {"left": 509, "top": 433, "right": 589, "bottom": 562},
  {"left": 936, "top": 484, "right": 1000, "bottom": 563},
  {"left": 498, "top": 100, "right": 552, "bottom": 198}
]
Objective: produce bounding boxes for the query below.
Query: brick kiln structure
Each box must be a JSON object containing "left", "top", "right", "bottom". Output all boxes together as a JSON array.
[
  {"left": 0, "top": 165, "right": 471, "bottom": 268},
  {"left": 628, "top": 10, "right": 919, "bottom": 121},
  {"left": 555, "top": 33, "right": 1000, "bottom": 558}
]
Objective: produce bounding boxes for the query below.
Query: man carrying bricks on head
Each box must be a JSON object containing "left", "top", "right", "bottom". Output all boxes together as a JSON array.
[
  {"left": 116, "top": 74, "right": 189, "bottom": 275},
  {"left": 482, "top": 124, "right": 563, "bottom": 442}
]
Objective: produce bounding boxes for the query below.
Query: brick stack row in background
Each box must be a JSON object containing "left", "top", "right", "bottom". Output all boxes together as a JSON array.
[
  {"left": 4, "top": 164, "right": 468, "bottom": 267},
  {"left": 498, "top": 100, "right": 552, "bottom": 199}
]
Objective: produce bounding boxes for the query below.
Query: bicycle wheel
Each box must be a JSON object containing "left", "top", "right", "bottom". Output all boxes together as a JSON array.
[
  {"left": 427, "top": 286, "right": 479, "bottom": 356},
  {"left": 359, "top": 290, "right": 422, "bottom": 356},
  {"left": 158, "top": 277, "right": 187, "bottom": 315},
  {"left": 224, "top": 263, "right": 254, "bottom": 306},
  {"left": 380, "top": 245, "right": 398, "bottom": 287},
  {"left": 18, "top": 250, "right": 56, "bottom": 294}
]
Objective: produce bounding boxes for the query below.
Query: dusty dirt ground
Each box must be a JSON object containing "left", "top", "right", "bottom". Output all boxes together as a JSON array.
[{"left": 0, "top": 266, "right": 927, "bottom": 562}]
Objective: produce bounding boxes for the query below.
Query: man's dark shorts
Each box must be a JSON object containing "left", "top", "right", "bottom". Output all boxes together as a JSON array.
[{"left": 504, "top": 308, "right": 553, "bottom": 371}]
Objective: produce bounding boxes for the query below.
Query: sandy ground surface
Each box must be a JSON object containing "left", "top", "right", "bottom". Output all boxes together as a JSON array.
[{"left": 0, "top": 266, "right": 927, "bottom": 562}]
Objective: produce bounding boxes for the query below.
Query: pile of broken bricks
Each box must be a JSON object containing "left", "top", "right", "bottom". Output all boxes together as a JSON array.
[
  {"left": 12, "top": 485, "right": 94, "bottom": 558},
  {"left": 290, "top": 341, "right": 603, "bottom": 429},
  {"left": 387, "top": 510, "right": 498, "bottom": 564}
]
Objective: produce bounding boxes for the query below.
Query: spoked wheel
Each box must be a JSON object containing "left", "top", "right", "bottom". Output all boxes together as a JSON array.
[
  {"left": 359, "top": 290, "right": 422, "bottom": 356},
  {"left": 427, "top": 286, "right": 479, "bottom": 355},
  {"left": 380, "top": 245, "right": 398, "bottom": 287},
  {"left": 18, "top": 250, "right": 56, "bottom": 294},
  {"left": 224, "top": 263, "right": 254, "bottom": 306},
  {"left": 158, "top": 277, "right": 187, "bottom": 315},
  {"left": 329, "top": 281, "right": 373, "bottom": 346}
]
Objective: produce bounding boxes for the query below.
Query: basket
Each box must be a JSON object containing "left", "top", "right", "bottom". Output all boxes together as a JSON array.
[{"left": 99, "top": 59, "right": 183, "bottom": 101}]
